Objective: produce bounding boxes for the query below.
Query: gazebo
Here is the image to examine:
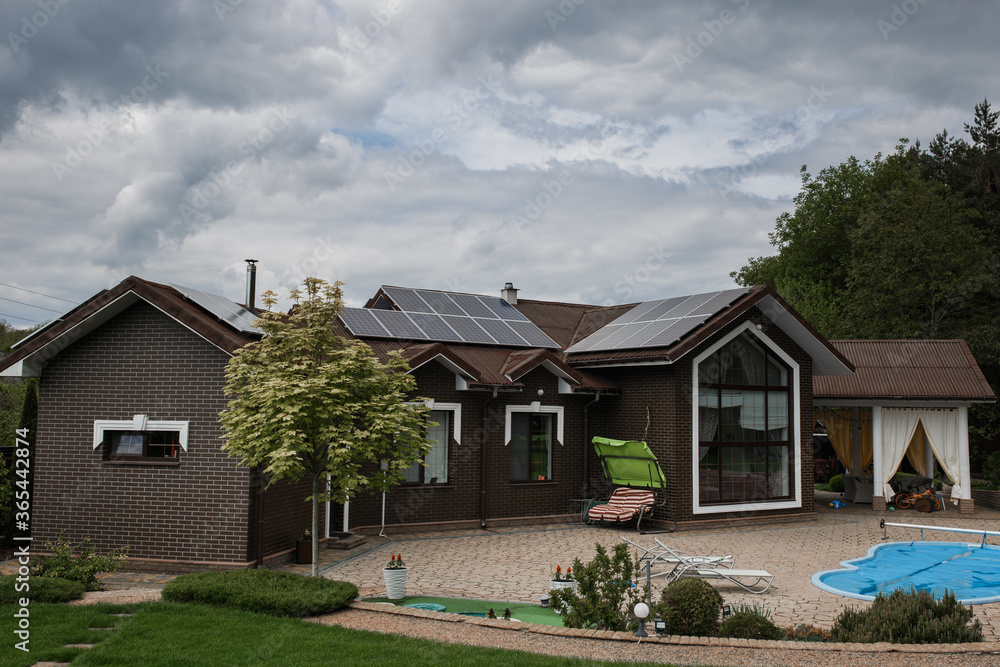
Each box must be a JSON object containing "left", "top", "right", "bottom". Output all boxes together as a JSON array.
[{"left": 813, "top": 340, "right": 996, "bottom": 513}]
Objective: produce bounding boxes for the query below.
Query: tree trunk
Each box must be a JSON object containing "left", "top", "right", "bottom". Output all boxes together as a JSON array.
[{"left": 311, "top": 473, "right": 320, "bottom": 577}]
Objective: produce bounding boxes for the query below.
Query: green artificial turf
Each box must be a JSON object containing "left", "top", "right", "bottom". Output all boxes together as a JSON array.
[{"left": 363, "top": 595, "right": 566, "bottom": 626}]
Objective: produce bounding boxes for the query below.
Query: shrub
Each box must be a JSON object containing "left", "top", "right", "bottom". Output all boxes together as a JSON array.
[
  {"left": 828, "top": 474, "right": 844, "bottom": 492},
  {"left": 651, "top": 578, "right": 722, "bottom": 637},
  {"left": 983, "top": 452, "right": 1000, "bottom": 488},
  {"left": 162, "top": 568, "right": 358, "bottom": 618},
  {"left": 31, "top": 532, "right": 129, "bottom": 591},
  {"left": 549, "top": 542, "right": 645, "bottom": 631},
  {"left": 0, "top": 574, "right": 86, "bottom": 603},
  {"left": 783, "top": 623, "right": 831, "bottom": 642},
  {"left": 719, "top": 609, "right": 783, "bottom": 640},
  {"left": 831, "top": 587, "right": 982, "bottom": 644}
]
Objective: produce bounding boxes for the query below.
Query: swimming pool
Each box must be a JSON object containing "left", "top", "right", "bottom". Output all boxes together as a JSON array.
[{"left": 812, "top": 541, "right": 1000, "bottom": 605}]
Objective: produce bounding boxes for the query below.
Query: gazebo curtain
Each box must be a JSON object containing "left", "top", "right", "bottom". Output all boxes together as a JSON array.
[
  {"left": 814, "top": 408, "right": 873, "bottom": 472},
  {"left": 880, "top": 408, "right": 962, "bottom": 499}
]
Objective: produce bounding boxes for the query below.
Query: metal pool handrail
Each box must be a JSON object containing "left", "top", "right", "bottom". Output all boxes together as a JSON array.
[{"left": 879, "top": 519, "right": 1000, "bottom": 547}]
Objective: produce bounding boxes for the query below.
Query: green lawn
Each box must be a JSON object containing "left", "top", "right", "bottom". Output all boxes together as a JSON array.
[
  {"left": 2, "top": 602, "right": 697, "bottom": 667},
  {"left": 363, "top": 595, "right": 566, "bottom": 626}
]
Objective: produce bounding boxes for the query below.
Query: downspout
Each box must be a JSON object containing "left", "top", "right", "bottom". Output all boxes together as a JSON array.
[
  {"left": 481, "top": 387, "right": 499, "bottom": 529},
  {"left": 582, "top": 391, "right": 601, "bottom": 497}
]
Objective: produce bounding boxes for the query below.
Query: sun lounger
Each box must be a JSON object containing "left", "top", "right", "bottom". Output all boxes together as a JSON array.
[
  {"left": 587, "top": 488, "right": 656, "bottom": 532},
  {"left": 621, "top": 536, "right": 773, "bottom": 593},
  {"left": 671, "top": 566, "right": 775, "bottom": 593}
]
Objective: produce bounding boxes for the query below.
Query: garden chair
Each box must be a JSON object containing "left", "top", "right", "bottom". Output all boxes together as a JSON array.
[{"left": 587, "top": 488, "right": 657, "bottom": 532}]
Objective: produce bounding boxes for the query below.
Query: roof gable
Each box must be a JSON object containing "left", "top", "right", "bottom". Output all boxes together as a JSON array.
[{"left": 0, "top": 276, "right": 260, "bottom": 377}]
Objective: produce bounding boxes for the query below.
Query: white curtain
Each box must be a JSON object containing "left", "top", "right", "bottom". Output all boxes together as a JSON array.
[
  {"left": 920, "top": 409, "right": 962, "bottom": 500},
  {"left": 879, "top": 409, "right": 921, "bottom": 497},
  {"left": 424, "top": 410, "right": 449, "bottom": 483}
]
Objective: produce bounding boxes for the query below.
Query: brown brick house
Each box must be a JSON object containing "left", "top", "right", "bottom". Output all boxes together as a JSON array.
[{"left": 8, "top": 274, "right": 987, "bottom": 570}]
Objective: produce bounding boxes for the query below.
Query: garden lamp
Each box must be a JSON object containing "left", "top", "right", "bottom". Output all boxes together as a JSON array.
[{"left": 634, "top": 602, "right": 649, "bottom": 641}]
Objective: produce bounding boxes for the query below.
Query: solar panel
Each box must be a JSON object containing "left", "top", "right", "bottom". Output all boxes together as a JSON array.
[
  {"left": 448, "top": 293, "right": 496, "bottom": 318},
  {"left": 567, "top": 287, "right": 750, "bottom": 353},
  {"left": 483, "top": 298, "right": 530, "bottom": 321},
  {"left": 475, "top": 318, "right": 527, "bottom": 346},
  {"left": 370, "top": 309, "right": 426, "bottom": 340},
  {"left": 416, "top": 290, "right": 466, "bottom": 316},
  {"left": 441, "top": 315, "right": 497, "bottom": 344},
  {"left": 171, "top": 284, "right": 262, "bottom": 334},
  {"left": 339, "top": 308, "right": 390, "bottom": 337},
  {"left": 408, "top": 313, "right": 464, "bottom": 342},
  {"left": 506, "top": 320, "right": 560, "bottom": 348},
  {"left": 382, "top": 287, "right": 434, "bottom": 313}
]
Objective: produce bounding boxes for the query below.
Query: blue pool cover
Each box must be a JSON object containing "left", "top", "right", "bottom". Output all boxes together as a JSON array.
[{"left": 812, "top": 541, "right": 1000, "bottom": 605}]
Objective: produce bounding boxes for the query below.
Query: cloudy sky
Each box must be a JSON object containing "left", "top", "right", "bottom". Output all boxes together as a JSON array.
[{"left": 1, "top": 0, "right": 997, "bottom": 325}]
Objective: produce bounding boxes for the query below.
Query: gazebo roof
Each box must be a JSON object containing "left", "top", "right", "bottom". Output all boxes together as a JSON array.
[{"left": 814, "top": 340, "right": 995, "bottom": 403}]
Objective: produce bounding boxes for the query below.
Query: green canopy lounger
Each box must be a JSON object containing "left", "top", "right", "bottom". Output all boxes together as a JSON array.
[{"left": 586, "top": 437, "right": 675, "bottom": 534}]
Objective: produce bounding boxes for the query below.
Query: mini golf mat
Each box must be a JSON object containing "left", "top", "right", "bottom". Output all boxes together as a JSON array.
[{"left": 364, "top": 595, "right": 565, "bottom": 627}]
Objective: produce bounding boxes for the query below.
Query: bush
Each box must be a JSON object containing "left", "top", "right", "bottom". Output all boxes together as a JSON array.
[
  {"left": 783, "top": 623, "right": 831, "bottom": 642},
  {"left": 983, "top": 452, "right": 1000, "bottom": 488},
  {"left": 549, "top": 542, "right": 645, "bottom": 631},
  {"left": 162, "top": 568, "right": 358, "bottom": 618},
  {"left": 651, "top": 578, "right": 722, "bottom": 637},
  {"left": 31, "top": 532, "right": 129, "bottom": 591},
  {"left": 0, "top": 574, "right": 86, "bottom": 603},
  {"left": 828, "top": 474, "right": 844, "bottom": 492},
  {"left": 719, "top": 610, "right": 783, "bottom": 640},
  {"left": 831, "top": 587, "right": 982, "bottom": 644}
]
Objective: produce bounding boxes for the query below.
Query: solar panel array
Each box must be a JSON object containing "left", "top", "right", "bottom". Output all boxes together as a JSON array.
[
  {"left": 338, "top": 286, "right": 560, "bottom": 348},
  {"left": 171, "top": 284, "right": 263, "bottom": 334},
  {"left": 567, "top": 288, "right": 750, "bottom": 353}
]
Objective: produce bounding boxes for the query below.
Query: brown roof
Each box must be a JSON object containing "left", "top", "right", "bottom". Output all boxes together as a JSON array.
[
  {"left": 513, "top": 299, "right": 636, "bottom": 349},
  {"left": 362, "top": 338, "right": 616, "bottom": 392},
  {"left": 0, "top": 276, "right": 260, "bottom": 377},
  {"left": 814, "top": 340, "right": 996, "bottom": 402}
]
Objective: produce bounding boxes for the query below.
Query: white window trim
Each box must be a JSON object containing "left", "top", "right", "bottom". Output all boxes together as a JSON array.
[
  {"left": 504, "top": 404, "right": 564, "bottom": 446},
  {"left": 690, "top": 322, "right": 801, "bottom": 515},
  {"left": 93, "top": 415, "right": 190, "bottom": 451},
  {"left": 410, "top": 400, "right": 462, "bottom": 445}
]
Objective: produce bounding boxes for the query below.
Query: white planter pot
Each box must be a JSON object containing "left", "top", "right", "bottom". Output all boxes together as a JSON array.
[
  {"left": 383, "top": 567, "right": 409, "bottom": 600},
  {"left": 548, "top": 580, "right": 577, "bottom": 613}
]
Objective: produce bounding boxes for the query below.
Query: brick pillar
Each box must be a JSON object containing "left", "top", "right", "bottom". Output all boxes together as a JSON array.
[
  {"left": 959, "top": 497, "right": 975, "bottom": 514},
  {"left": 873, "top": 496, "right": 887, "bottom": 512}
]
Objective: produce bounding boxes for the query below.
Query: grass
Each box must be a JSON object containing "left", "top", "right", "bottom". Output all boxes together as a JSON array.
[
  {"left": 2, "top": 601, "right": 697, "bottom": 666},
  {"left": 363, "top": 595, "right": 566, "bottom": 626}
]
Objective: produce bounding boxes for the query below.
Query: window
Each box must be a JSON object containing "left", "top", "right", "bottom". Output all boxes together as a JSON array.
[
  {"left": 105, "top": 430, "right": 181, "bottom": 461},
  {"left": 510, "top": 413, "right": 553, "bottom": 481},
  {"left": 93, "top": 416, "right": 189, "bottom": 465},
  {"left": 402, "top": 410, "right": 450, "bottom": 485},
  {"left": 697, "top": 331, "right": 793, "bottom": 505}
]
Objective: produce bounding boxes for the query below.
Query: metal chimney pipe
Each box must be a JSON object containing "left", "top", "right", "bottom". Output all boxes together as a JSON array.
[{"left": 245, "top": 259, "right": 258, "bottom": 312}]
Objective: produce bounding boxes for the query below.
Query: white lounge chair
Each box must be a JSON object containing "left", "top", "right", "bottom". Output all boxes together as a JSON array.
[{"left": 622, "top": 536, "right": 774, "bottom": 594}]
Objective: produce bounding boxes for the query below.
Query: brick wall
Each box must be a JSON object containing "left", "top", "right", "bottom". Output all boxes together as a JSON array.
[
  {"left": 346, "top": 362, "right": 591, "bottom": 531},
  {"left": 34, "top": 301, "right": 254, "bottom": 568}
]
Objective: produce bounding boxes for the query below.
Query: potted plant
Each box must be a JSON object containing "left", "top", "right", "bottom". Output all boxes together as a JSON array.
[
  {"left": 548, "top": 565, "right": 577, "bottom": 593},
  {"left": 382, "top": 553, "right": 408, "bottom": 599},
  {"left": 295, "top": 529, "right": 312, "bottom": 564}
]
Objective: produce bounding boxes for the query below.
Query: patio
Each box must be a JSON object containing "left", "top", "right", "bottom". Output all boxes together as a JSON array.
[{"left": 322, "top": 492, "right": 1000, "bottom": 641}]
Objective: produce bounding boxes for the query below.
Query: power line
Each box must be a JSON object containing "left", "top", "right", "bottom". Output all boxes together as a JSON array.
[
  {"left": 0, "top": 311, "right": 44, "bottom": 325},
  {"left": 0, "top": 296, "right": 64, "bottom": 314},
  {"left": 0, "top": 281, "right": 76, "bottom": 303}
]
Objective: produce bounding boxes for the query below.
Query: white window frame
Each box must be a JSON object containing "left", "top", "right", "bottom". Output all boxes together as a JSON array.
[
  {"left": 504, "top": 403, "right": 564, "bottom": 446},
  {"left": 93, "top": 414, "right": 189, "bottom": 451},
  {"left": 691, "top": 322, "right": 801, "bottom": 515}
]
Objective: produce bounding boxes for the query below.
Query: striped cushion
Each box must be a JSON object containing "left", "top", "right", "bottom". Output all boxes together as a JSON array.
[{"left": 588, "top": 488, "right": 655, "bottom": 522}]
